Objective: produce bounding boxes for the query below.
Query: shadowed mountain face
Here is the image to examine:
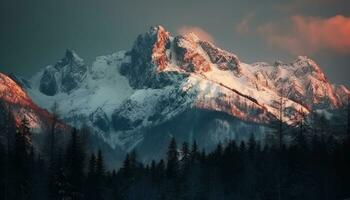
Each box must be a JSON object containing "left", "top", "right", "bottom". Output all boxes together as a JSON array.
[
  {"left": 1, "top": 26, "right": 349, "bottom": 164},
  {"left": 39, "top": 50, "right": 87, "bottom": 96}
]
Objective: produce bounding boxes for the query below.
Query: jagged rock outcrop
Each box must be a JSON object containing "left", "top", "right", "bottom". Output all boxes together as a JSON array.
[
  {"left": 39, "top": 49, "right": 87, "bottom": 96},
  {"left": 90, "top": 108, "right": 110, "bottom": 133}
]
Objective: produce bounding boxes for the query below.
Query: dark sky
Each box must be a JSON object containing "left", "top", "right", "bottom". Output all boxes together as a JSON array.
[{"left": 0, "top": 0, "right": 349, "bottom": 86}]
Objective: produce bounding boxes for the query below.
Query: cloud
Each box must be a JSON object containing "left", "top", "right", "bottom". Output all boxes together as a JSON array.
[
  {"left": 235, "top": 13, "right": 255, "bottom": 34},
  {"left": 177, "top": 26, "right": 215, "bottom": 43},
  {"left": 276, "top": 0, "right": 345, "bottom": 12},
  {"left": 258, "top": 15, "right": 350, "bottom": 55}
]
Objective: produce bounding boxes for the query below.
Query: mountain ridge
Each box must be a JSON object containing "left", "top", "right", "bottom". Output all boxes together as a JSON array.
[
  {"left": 0, "top": 72, "right": 62, "bottom": 132},
  {"left": 1, "top": 26, "right": 349, "bottom": 161}
]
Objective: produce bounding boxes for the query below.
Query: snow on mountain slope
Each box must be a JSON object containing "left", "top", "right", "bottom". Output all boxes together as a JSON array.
[
  {"left": 0, "top": 72, "right": 56, "bottom": 131},
  {"left": 250, "top": 56, "right": 346, "bottom": 110},
  {"left": 24, "top": 50, "right": 134, "bottom": 148},
  {"left": 22, "top": 26, "right": 349, "bottom": 153},
  {"left": 28, "top": 50, "right": 133, "bottom": 117},
  {"left": 119, "top": 26, "right": 327, "bottom": 127}
]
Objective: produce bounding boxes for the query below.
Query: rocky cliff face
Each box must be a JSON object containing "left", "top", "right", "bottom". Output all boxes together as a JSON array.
[{"left": 39, "top": 49, "right": 87, "bottom": 96}]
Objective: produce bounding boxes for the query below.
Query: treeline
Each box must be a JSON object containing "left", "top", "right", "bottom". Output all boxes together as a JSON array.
[
  {"left": 0, "top": 99, "right": 350, "bottom": 200},
  {"left": 0, "top": 117, "right": 90, "bottom": 200},
  {"left": 1, "top": 117, "right": 350, "bottom": 200},
  {"left": 114, "top": 134, "right": 350, "bottom": 200}
]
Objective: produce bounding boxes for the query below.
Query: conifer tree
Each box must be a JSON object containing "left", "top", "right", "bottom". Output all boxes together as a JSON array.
[
  {"left": 0, "top": 138, "right": 5, "bottom": 199},
  {"left": 121, "top": 153, "right": 131, "bottom": 177},
  {"left": 181, "top": 142, "right": 190, "bottom": 172},
  {"left": 347, "top": 96, "right": 350, "bottom": 135},
  {"left": 248, "top": 134, "right": 257, "bottom": 157},
  {"left": 0, "top": 101, "right": 15, "bottom": 200},
  {"left": 88, "top": 153, "right": 96, "bottom": 179},
  {"left": 0, "top": 101, "right": 15, "bottom": 155},
  {"left": 95, "top": 150, "right": 105, "bottom": 200},
  {"left": 47, "top": 102, "right": 61, "bottom": 200},
  {"left": 166, "top": 137, "right": 179, "bottom": 179},
  {"left": 190, "top": 140, "right": 199, "bottom": 162},
  {"left": 48, "top": 102, "right": 59, "bottom": 162},
  {"left": 65, "top": 128, "right": 85, "bottom": 200},
  {"left": 96, "top": 150, "right": 105, "bottom": 175},
  {"left": 156, "top": 159, "right": 165, "bottom": 182},
  {"left": 13, "top": 117, "right": 32, "bottom": 200},
  {"left": 86, "top": 153, "right": 97, "bottom": 200},
  {"left": 56, "top": 165, "right": 69, "bottom": 200},
  {"left": 129, "top": 150, "right": 138, "bottom": 174},
  {"left": 214, "top": 142, "right": 223, "bottom": 158}
]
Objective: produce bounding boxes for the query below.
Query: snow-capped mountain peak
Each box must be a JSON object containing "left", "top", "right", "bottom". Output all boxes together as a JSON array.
[
  {"left": 36, "top": 49, "right": 87, "bottom": 96},
  {"left": 15, "top": 26, "right": 348, "bottom": 155}
]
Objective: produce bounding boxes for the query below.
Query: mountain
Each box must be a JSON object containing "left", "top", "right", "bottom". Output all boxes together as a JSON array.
[
  {"left": 0, "top": 72, "right": 126, "bottom": 167},
  {"left": 0, "top": 72, "right": 57, "bottom": 132},
  {"left": 5, "top": 26, "right": 349, "bottom": 162}
]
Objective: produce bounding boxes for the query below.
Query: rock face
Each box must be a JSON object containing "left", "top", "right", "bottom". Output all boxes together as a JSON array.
[
  {"left": 174, "top": 34, "right": 211, "bottom": 73},
  {"left": 39, "top": 66, "right": 59, "bottom": 96},
  {"left": 120, "top": 26, "right": 175, "bottom": 89},
  {"left": 39, "top": 49, "right": 87, "bottom": 96},
  {"left": 251, "top": 56, "right": 345, "bottom": 110},
  {"left": 90, "top": 108, "right": 110, "bottom": 133},
  {"left": 58, "top": 50, "right": 87, "bottom": 93},
  {"left": 12, "top": 25, "right": 349, "bottom": 162}
]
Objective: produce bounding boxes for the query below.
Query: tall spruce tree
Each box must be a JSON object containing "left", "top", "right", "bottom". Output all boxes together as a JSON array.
[
  {"left": 347, "top": 96, "right": 350, "bottom": 135},
  {"left": 121, "top": 153, "right": 131, "bottom": 177},
  {"left": 87, "top": 153, "right": 96, "bottom": 179},
  {"left": 0, "top": 137, "right": 5, "bottom": 199},
  {"left": 165, "top": 138, "right": 180, "bottom": 200},
  {"left": 166, "top": 137, "right": 179, "bottom": 179},
  {"left": 181, "top": 142, "right": 190, "bottom": 171},
  {"left": 96, "top": 150, "right": 105, "bottom": 178},
  {"left": 190, "top": 140, "right": 199, "bottom": 163},
  {"left": 48, "top": 102, "right": 59, "bottom": 161},
  {"left": 13, "top": 117, "right": 33, "bottom": 200},
  {"left": 86, "top": 153, "right": 97, "bottom": 200},
  {"left": 65, "top": 128, "right": 85, "bottom": 200},
  {"left": 0, "top": 101, "right": 16, "bottom": 200},
  {"left": 95, "top": 150, "right": 105, "bottom": 200},
  {"left": 47, "top": 102, "right": 61, "bottom": 200}
]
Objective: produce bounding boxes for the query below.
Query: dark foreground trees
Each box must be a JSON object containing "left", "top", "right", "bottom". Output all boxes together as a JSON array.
[
  {"left": 1, "top": 132, "right": 350, "bottom": 200},
  {"left": 104, "top": 134, "right": 350, "bottom": 200},
  {"left": 0, "top": 115, "right": 350, "bottom": 199}
]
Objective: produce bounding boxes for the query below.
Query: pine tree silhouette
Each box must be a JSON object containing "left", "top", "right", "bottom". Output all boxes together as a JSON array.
[
  {"left": 65, "top": 128, "right": 85, "bottom": 200},
  {"left": 13, "top": 117, "right": 32, "bottom": 200},
  {"left": 95, "top": 150, "right": 105, "bottom": 200},
  {"left": 166, "top": 137, "right": 179, "bottom": 179}
]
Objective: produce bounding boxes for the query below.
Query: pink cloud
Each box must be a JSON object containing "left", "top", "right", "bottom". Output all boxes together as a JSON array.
[
  {"left": 258, "top": 15, "right": 350, "bottom": 55},
  {"left": 177, "top": 26, "right": 215, "bottom": 44},
  {"left": 276, "top": 0, "right": 345, "bottom": 13},
  {"left": 235, "top": 13, "right": 255, "bottom": 34}
]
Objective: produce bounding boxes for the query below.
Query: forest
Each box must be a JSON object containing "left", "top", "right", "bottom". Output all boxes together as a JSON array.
[{"left": 0, "top": 102, "right": 350, "bottom": 200}]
